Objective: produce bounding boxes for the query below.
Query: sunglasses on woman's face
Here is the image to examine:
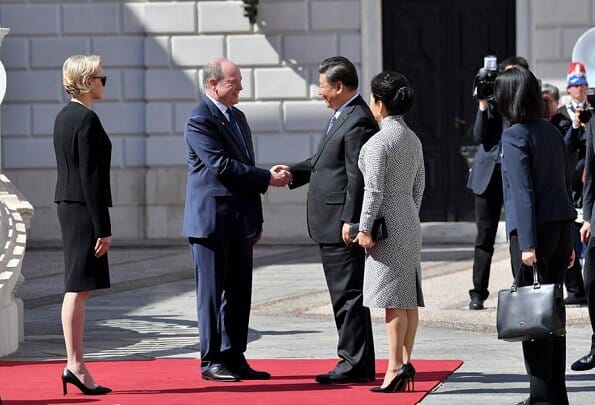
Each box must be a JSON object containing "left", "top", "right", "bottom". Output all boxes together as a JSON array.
[{"left": 91, "top": 76, "right": 107, "bottom": 87}]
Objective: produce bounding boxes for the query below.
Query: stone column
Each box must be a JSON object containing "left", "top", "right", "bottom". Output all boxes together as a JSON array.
[{"left": 0, "top": 26, "right": 9, "bottom": 171}]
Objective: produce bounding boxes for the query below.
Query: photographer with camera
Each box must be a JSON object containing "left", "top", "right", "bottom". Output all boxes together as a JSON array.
[
  {"left": 466, "top": 55, "right": 529, "bottom": 310},
  {"left": 550, "top": 62, "right": 591, "bottom": 307}
]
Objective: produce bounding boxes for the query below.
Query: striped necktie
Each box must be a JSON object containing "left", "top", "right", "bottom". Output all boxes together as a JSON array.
[{"left": 227, "top": 108, "right": 250, "bottom": 158}]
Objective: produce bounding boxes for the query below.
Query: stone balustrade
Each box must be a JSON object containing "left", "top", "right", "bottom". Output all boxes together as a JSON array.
[{"left": 0, "top": 174, "right": 34, "bottom": 357}]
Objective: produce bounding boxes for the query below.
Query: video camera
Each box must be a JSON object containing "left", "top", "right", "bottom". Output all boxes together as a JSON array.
[{"left": 473, "top": 55, "right": 498, "bottom": 100}]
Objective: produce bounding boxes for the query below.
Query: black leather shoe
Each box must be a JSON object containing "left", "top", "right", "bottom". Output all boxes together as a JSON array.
[
  {"left": 315, "top": 371, "right": 372, "bottom": 384},
  {"left": 229, "top": 363, "right": 271, "bottom": 380},
  {"left": 571, "top": 353, "right": 595, "bottom": 371},
  {"left": 469, "top": 296, "right": 484, "bottom": 310},
  {"left": 202, "top": 364, "right": 240, "bottom": 382},
  {"left": 564, "top": 295, "right": 588, "bottom": 306}
]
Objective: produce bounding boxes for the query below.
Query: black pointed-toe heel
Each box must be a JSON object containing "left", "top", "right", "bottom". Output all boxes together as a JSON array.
[
  {"left": 62, "top": 369, "right": 111, "bottom": 395},
  {"left": 370, "top": 366, "right": 408, "bottom": 393},
  {"left": 403, "top": 363, "right": 416, "bottom": 391}
]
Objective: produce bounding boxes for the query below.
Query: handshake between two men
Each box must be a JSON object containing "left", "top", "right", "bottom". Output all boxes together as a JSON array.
[{"left": 268, "top": 164, "right": 292, "bottom": 187}]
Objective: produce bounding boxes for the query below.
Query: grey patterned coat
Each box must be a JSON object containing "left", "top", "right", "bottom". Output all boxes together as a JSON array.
[{"left": 358, "top": 115, "right": 425, "bottom": 308}]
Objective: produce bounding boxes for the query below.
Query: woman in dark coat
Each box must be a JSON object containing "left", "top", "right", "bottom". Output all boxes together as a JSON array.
[
  {"left": 495, "top": 67, "right": 576, "bottom": 405},
  {"left": 54, "top": 55, "right": 112, "bottom": 395}
]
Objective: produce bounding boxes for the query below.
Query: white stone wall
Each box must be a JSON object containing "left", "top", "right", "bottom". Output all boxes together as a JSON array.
[
  {"left": 3, "top": 0, "right": 589, "bottom": 243},
  {"left": 0, "top": 0, "right": 364, "bottom": 242},
  {"left": 521, "top": 0, "right": 595, "bottom": 93}
]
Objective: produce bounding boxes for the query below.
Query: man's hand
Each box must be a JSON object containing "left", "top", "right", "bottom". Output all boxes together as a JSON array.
[
  {"left": 521, "top": 248, "right": 537, "bottom": 267},
  {"left": 580, "top": 221, "right": 591, "bottom": 244},
  {"left": 269, "top": 165, "right": 292, "bottom": 187},
  {"left": 568, "top": 249, "right": 576, "bottom": 268},
  {"left": 354, "top": 231, "right": 374, "bottom": 249},
  {"left": 341, "top": 223, "right": 352, "bottom": 245},
  {"left": 573, "top": 107, "right": 588, "bottom": 129},
  {"left": 94, "top": 236, "right": 112, "bottom": 258}
]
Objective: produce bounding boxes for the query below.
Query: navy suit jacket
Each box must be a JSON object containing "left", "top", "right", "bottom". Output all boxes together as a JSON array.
[
  {"left": 467, "top": 103, "right": 503, "bottom": 195},
  {"left": 182, "top": 95, "right": 270, "bottom": 239},
  {"left": 501, "top": 119, "right": 576, "bottom": 250}
]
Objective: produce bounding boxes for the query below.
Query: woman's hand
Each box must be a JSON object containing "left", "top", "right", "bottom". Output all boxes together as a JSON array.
[
  {"left": 94, "top": 236, "right": 112, "bottom": 258},
  {"left": 521, "top": 249, "right": 537, "bottom": 267},
  {"left": 354, "top": 231, "right": 375, "bottom": 249}
]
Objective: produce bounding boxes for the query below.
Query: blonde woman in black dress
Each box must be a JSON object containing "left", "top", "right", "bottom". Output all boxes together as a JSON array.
[{"left": 53, "top": 55, "right": 112, "bottom": 395}]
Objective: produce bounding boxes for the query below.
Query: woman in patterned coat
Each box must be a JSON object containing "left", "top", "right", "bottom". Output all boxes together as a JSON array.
[{"left": 354, "top": 71, "right": 425, "bottom": 393}]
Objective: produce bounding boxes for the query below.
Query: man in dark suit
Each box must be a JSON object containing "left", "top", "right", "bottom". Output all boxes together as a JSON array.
[
  {"left": 182, "top": 58, "right": 291, "bottom": 382},
  {"left": 278, "top": 56, "right": 377, "bottom": 384},
  {"left": 550, "top": 62, "right": 590, "bottom": 306},
  {"left": 573, "top": 115, "right": 595, "bottom": 371},
  {"left": 467, "top": 56, "right": 529, "bottom": 310}
]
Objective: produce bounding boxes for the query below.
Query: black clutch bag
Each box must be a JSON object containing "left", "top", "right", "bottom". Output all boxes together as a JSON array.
[
  {"left": 496, "top": 265, "right": 565, "bottom": 342},
  {"left": 349, "top": 217, "right": 388, "bottom": 242}
]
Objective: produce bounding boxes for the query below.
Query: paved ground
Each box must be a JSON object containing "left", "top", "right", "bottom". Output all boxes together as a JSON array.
[{"left": 3, "top": 242, "right": 595, "bottom": 404}]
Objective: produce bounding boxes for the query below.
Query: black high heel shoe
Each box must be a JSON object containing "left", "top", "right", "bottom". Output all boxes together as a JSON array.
[
  {"left": 62, "top": 369, "right": 111, "bottom": 395},
  {"left": 370, "top": 364, "right": 416, "bottom": 393}
]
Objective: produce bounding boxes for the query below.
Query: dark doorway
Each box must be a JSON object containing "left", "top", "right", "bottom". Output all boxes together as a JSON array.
[{"left": 382, "top": 0, "right": 516, "bottom": 221}]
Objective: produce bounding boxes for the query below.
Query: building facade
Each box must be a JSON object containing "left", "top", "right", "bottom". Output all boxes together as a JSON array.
[{"left": 0, "top": 0, "right": 593, "bottom": 242}]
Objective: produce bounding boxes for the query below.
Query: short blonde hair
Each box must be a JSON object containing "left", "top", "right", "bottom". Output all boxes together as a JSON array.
[{"left": 62, "top": 55, "right": 102, "bottom": 96}]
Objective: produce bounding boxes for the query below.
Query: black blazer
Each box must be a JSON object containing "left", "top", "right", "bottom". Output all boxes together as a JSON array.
[
  {"left": 501, "top": 119, "right": 576, "bottom": 250},
  {"left": 289, "top": 95, "right": 378, "bottom": 244},
  {"left": 53, "top": 102, "right": 112, "bottom": 237},
  {"left": 466, "top": 103, "right": 504, "bottom": 195},
  {"left": 582, "top": 116, "right": 595, "bottom": 223}
]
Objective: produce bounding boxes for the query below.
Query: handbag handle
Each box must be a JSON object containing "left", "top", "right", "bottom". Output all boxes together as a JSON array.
[{"left": 510, "top": 263, "right": 541, "bottom": 292}]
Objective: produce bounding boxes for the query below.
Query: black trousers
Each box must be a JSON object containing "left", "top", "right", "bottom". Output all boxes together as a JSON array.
[
  {"left": 564, "top": 222, "right": 586, "bottom": 299},
  {"left": 319, "top": 243, "right": 375, "bottom": 378},
  {"left": 509, "top": 221, "right": 573, "bottom": 405},
  {"left": 581, "top": 234, "right": 595, "bottom": 353},
  {"left": 189, "top": 237, "right": 253, "bottom": 372},
  {"left": 469, "top": 166, "right": 504, "bottom": 300}
]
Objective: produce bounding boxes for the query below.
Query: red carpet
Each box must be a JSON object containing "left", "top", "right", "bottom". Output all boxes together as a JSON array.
[{"left": 0, "top": 358, "right": 462, "bottom": 404}]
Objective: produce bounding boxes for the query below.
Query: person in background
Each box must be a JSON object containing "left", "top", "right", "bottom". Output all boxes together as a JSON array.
[
  {"left": 544, "top": 80, "right": 588, "bottom": 307},
  {"left": 54, "top": 55, "right": 112, "bottom": 396},
  {"left": 572, "top": 114, "right": 595, "bottom": 372},
  {"left": 467, "top": 56, "right": 529, "bottom": 310},
  {"left": 354, "top": 71, "right": 425, "bottom": 393},
  {"left": 495, "top": 66, "right": 575, "bottom": 405}
]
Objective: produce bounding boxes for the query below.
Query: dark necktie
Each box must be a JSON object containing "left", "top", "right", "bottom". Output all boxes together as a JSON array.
[
  {"left": 226, "top": 108, "right": 250, "bottom": 158},
  {"left": 326, "top": 114, "right": 338, "bottom": 134}
]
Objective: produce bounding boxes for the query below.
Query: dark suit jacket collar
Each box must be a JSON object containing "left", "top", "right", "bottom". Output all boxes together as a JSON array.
[
  {"left": 201, "top": 95, "right": 253, "bottom": 164},
  {"left": 312, "top": 95, "right": 366, "bottom": 167}
]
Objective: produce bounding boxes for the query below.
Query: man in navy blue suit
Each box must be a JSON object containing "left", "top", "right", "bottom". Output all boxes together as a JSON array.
[{"left": 182, "top": 58, "right": 291, "bottom": 382}]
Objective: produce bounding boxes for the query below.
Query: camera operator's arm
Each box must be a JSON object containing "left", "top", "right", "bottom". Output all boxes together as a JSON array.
[{"left": 472, "top": 99, "right": 503, "bottom": 148}]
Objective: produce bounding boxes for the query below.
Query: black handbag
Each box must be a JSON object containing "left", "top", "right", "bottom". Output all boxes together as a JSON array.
[
  {"left": 496, "top": 264, "right": 565, "bottom": 342},
  {"left": 349, "top": 217, "right": 388, "bottom": 242}
]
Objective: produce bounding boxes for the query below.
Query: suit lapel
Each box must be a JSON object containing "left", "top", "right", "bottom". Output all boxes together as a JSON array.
[
  {"left": 203, "top": 96, "right": 251, "bottom": 163},
  {"left": 312, "top": 97, "right": 361, "bottom": 167}
]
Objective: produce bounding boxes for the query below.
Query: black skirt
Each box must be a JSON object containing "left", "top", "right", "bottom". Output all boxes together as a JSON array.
[{"left": 57, "top": 202, "right": 110, "bottom": 292}]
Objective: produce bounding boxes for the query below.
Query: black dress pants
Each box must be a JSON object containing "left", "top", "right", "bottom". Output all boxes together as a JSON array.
[
  {"left": 509, "top": 220, "right": 573, "bottom": 405},
  {"left": 581, "top": 234, "right": 595, "bottom": 353},
  {"left": 469, "top": 166, "right": 504, "bottom": 300},
  {"left": 319, "top": 243, "right": 375, "bottom": 378},
  {"left": 564, "top": 222, "right": 586, "bottom": 299}
]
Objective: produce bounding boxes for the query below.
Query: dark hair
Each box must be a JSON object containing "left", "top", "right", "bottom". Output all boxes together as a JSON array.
[
  {"left": 319, "top": 56, "right": 358, "bottom": 90},
  {"left": 500, "top": 55, "right": 529, "bottom": 71},
  {"left": 370, "top": 71, "right": 415, "bottom": 116},
  {"left": 541, "top": 82, "right": 560, "bottom": 101},
  {"left": 494, "top": 67, "right": 543, "bottom": 123}
]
